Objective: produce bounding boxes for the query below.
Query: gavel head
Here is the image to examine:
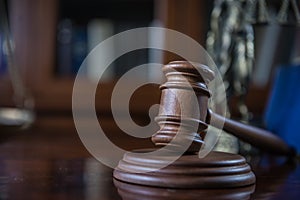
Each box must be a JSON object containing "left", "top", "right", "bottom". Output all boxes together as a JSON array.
[{"left": 152, "top": 61, "right": 215, "bottom": 153}]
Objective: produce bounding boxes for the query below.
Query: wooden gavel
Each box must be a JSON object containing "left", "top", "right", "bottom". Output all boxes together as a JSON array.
[{"left": 151, "top": 61, "right": 295, "bottom": 157}]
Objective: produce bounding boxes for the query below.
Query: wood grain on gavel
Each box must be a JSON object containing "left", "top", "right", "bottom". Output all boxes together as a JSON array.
[{"left": 152, "top": 61, "right": 295, "bottom": 157}]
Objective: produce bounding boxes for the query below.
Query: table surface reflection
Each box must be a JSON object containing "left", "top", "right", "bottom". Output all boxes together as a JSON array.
[{"left": 0, "top": 117, "right": 299, "bottom": 200}]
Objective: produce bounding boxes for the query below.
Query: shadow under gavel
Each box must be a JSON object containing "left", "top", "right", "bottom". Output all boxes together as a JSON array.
[{"left": 113, "top": 61, "right": 295, "bottom": 189}]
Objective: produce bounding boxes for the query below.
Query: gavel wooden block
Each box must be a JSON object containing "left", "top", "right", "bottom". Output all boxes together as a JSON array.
[{"left": 113, "top": 61, "right": 295, "bottom": 189}]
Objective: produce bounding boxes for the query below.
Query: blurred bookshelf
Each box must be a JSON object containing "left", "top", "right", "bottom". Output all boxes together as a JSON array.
[
  {"left": 0, "top": 0, "right": 210, "bottom": 115},
  {"left": 55, "top": 0, "right": 154, "bottom": 79}
]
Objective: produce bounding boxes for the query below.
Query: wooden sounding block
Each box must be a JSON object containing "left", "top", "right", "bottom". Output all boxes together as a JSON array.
[
  {"left": 114, "top": 61, "right": 294, "bottom": 188},
  {"left": 114, "top": 149, "right": 255, "bottom": 188}
]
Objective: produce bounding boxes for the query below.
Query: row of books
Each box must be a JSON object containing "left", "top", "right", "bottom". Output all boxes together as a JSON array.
[{"left": 56, "top": 18, "right": 164, "bottom": 82}]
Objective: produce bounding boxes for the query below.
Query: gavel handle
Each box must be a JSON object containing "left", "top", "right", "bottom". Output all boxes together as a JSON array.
[{"left": 208, "top": 110, "right": 296, "bottom": 157}]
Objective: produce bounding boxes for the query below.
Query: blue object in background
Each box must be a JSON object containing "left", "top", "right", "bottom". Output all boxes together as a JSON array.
[
  {"left": 0, "top": 35, "right": 7, "bottom": 74},
  {"left": 264, "top": 64, "right": 300, "bottom": 154}
]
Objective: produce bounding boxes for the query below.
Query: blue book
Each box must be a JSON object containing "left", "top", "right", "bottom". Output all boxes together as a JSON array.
[
  {"left": 71, "top": 25, "right": 87, "bottom": 76},
  {"left": 56, "top": 20, "right": 87, "bottom": 77},
  {"left": 264, "top": 64, "right": 300, "bottom": 153},
  {"left": 0, "top": 34, "right": 7, "bottom": 75}
]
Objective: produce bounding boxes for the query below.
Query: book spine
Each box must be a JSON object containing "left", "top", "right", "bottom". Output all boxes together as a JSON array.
[
  {"left": 0, "top": 34, "right": 7, "bottom": 75},
  {"left": 114, "top": 21, "right": 148, "bottom": 79},
  {"left": 72, "top": 24, "right": 88, "bottom": 76},
  {"left": 148, "top": 20, "right": 164, "bottom": 82},
  {"left": 56, "top": 19, "right": 73, "bottom": 77},
  {"left": 86, "top": 19, "right": 114, "bottom": 82}
]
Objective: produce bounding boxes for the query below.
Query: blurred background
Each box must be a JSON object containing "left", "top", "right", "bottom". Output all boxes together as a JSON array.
[
  {"left": 0, "top": 0, "right": 299, "bottom": 152},
  {"left": 1, "top": 1, "right": 300, "bottom": 198}
]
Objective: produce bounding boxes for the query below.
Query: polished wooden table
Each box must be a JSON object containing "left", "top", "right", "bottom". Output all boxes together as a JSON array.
[{"left": 0, "top": 117, "right": 299, "bottom": 199}]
